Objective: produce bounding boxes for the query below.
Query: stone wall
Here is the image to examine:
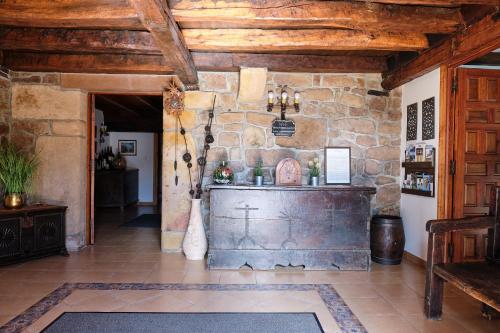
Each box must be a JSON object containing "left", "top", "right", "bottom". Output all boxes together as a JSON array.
[
  {"left": 4, "top": 72, "right": 88, "bottom": 250},
  {"left": 162, "top": 71, "right": 402, "bottom": 250},
  {"left": 0, "top": 74, "right": 11, "bottom": 145}
]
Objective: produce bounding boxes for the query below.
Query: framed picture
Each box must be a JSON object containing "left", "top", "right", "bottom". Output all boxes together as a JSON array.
[
  {"left": 324, "top": 147, "right": 351, "bottom": 185},
  {"left": 118, "top": 140, "right": 137, "bottom": 156}
]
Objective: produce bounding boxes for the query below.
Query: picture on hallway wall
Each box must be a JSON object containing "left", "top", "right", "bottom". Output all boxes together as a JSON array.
[
  {"left": 406, "top": 103, "right": 418, "bottom": 141},
  {"left": 422, "top": 97, "right": 435, "bottom": 140},
  {"left": 118, "top": 140, "right": 137, "bottom": 156}
]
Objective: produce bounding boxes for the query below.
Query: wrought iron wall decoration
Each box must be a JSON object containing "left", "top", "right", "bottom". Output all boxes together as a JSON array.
[
  {"left": 267, "top": 85, "right": 299, "bottom": 136},
  {"left": 406, "top": 103, "right": 418, "bottom": 141},
  {"left": 422, "top": 97, "right": 435, "bottom": 140},
  {"left": 177, "top": 95, "right": 216, "bottom": 199}
]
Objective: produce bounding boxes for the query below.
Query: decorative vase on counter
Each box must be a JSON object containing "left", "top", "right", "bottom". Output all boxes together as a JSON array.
[
  {"left": 182, "top": 198, "right": 207, "bottom": 260},
  {"left": 3, "top": 193, "right": 24, "bottom": 209},
  {"left": 213, "top": 161, "right": 234, "bottom": 184},
  {"left": 310, "top": 176, "right": 319, "bottom": 187}
]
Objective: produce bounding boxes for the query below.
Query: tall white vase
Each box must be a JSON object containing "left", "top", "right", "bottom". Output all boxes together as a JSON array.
[{"left": 182, "top": 198, "right": 207, "bottom": 260}]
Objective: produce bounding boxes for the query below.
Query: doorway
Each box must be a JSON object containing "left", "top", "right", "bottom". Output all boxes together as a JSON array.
[
  {"left": 87, "top": 93, "right": 163, "bottom": 245},
  {"left": 450, "top": 67, "right": 500, "bottom": 262}
]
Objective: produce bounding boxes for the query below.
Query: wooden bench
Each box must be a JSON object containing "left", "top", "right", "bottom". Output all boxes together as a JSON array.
[{"left": 424, "top": 187, "right": 500, "bottom": 320}]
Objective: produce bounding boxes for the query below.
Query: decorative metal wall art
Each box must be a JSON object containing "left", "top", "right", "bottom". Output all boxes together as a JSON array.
[
  {"left": 164, "top": 80, "right": 185, "bottom": 116},
  {"left": 267, "top": 86, "right": 300, "bottom": 137},
  {"left": 422, "top": 97, "right": 435, "bottom": 140},
  {"left": 406, "top": 103, "right": 418, "bottom": 141}
]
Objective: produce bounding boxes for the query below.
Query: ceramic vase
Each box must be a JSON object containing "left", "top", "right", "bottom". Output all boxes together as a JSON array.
[{"left": 182, "top": 198, "right": 207, "bottom": 260}]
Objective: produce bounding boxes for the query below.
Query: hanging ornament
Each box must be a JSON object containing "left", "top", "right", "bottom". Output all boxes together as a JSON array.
[{"left": 164, "top": 80, "right": 185, "bottom": 116}]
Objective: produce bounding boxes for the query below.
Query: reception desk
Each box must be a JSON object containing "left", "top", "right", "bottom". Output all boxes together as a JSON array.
[{"left": 208, "top": 185, "right": 376, "bottom": 271}]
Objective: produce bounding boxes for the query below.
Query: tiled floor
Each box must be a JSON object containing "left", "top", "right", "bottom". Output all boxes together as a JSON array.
[{"left": 0, "top": 206, "right": 498, "bottom": 332}]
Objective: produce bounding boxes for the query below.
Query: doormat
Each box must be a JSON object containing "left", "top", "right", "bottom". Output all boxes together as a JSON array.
[
  {"left": 1, "top": 283, "right": 367, "bottom": 333},
  {"left": 122, "top": 213, "right": 161, "bottom": 228},
  {"left": 42, "top": 312, "right": 324, "bottom": 333}
]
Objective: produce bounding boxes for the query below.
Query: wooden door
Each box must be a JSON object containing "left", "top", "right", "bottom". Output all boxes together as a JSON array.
[
  {"left": 86, "top": 94, "right": 96, "bottom": 245},
  {"left": 452, "top": 68, "right": 500, "bottom": 262}
]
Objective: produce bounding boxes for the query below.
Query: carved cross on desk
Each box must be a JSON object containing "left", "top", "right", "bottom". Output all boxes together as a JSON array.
[
  {"left": 235, "top": 204, "right": 259, "bottom": 249},
  {"left": 323, "top": 207, "right": 346, "bottom": 232}
]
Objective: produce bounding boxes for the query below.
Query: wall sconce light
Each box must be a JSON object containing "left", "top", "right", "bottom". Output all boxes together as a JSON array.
[
  {"left": 267, "top": 85, "right": 300, "bottom": 119},
  {"left": 99, "top": 122, "right": 109, "bottom": 144}
]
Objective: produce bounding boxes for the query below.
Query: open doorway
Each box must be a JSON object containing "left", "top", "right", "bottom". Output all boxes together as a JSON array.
[{"left": 87, "top": 94, "right": 163, "bottom": 246}]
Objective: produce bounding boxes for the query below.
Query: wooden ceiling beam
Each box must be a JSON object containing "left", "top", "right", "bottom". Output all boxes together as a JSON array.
[
  {"left": 354, "top": 0, "right": 499, "bottom": 6},
  {"left": 191, "top": 52, "right": 388, "bottom": 73},
  {"left": 0, "top": 0, "right": 144, "bottom": 30},
  {"left": 129, "top": 0, "right": 198, "bottom": 85},
  {"left": 0, "top": 28, "right": 161, "bottom": 55},
  {"left": 170, "top": 0, "right": 462, "bottom": 34},
  {"left": 182, "top": 29, "right": 429, "bottom": 52},
  {"left": 2, "top": 52, "right": 173, "bottom": 75},
  {"left": 381, "top": 12, "right": 500, "bottom": 90}
]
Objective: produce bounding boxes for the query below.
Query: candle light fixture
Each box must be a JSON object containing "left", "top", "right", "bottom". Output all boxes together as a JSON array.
[{"left": 267, "top": 85, "right": 300, "bottom": 119}]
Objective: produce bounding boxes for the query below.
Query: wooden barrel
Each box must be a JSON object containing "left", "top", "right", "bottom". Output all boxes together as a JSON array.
[{"left": 370, "top": 215, "right": 405, "bottom": 265}]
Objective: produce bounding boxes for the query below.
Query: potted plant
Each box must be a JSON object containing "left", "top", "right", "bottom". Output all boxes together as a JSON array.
[
  {"left": 254, "top": 160, "right": 264, "bottom": 186},
  {"left": 213, "top": 161, "right": 234, "bottom": 184},
  {"left": 308, "top": 157, "right": 320, "bottom": 186},
  {"left": 0, "top": 144, "right": 38, "bottom": 209}
]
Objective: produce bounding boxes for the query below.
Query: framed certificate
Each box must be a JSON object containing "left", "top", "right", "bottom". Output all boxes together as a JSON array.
[{"left": 325, "top": 147, "right": 351, "bottom": 185}]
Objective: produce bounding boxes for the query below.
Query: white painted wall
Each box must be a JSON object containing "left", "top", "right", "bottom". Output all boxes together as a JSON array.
[
  {"left": 109, "top": 132, "right": 155, "bottom": 203},
  {"left": 400, "top": 68, "right": 441, "bottom": 260}
]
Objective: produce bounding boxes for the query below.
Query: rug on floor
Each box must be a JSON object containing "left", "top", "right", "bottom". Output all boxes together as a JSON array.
[
  {"left": 0, "top": 283, "right": 368, "bottom": 333},
  {"left": 42, "top": 312, "right": 324, "bottom": 333},
  {"left": 122, "top": 213, "right": 161, "bottom": 228}
]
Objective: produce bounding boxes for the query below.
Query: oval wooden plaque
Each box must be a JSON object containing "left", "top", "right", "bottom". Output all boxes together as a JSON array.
[{"left": 275, "top": 158, "right": 301, "bottom": 186}]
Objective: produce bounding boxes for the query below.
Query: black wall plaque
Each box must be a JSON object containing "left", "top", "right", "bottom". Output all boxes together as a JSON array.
[
  {"left": 406, "top": 103, "right": 418, "bottom": 141},
  {"left": 272, "top": 119, "right": 295, "bottom": 137},
  {"left": 422, "top": 97, "right": 435, "bottom": 140}
]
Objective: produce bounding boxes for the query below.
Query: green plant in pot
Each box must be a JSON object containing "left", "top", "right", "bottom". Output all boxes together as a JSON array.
[
  {"left": 0, "top": 144, "right": 38, "bottom": 209},
  {"left": 254, "top": 160, "right": 264, "bottom": 186}
]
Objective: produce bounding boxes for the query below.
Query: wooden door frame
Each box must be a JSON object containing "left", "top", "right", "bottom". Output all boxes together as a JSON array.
[
  {"left": 85, "top": 91, "right": 163, "bottom": 245},
  {"left": 437, "top": 42, "right": 500, "bottom": 220},
  {"left": 437, "top": 41, "right": 500, "bottom": 261}
]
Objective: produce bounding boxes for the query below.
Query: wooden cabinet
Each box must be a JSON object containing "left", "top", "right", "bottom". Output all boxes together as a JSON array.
[
  {"left": 0, "top": 205, "right": 67, "bottom": 266},
  {"left": 208, "top": 185, "right": 376, "bottom": 271},
  {"left": 95, "top": 169, "right": 139, "bottom": 210}
]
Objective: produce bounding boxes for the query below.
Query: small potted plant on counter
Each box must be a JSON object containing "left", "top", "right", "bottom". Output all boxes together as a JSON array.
[
  {"left": 213, "top": 161, "right": 234, "bottom": 184},
  {"left": 254, "top": 160, "right": 264, "bottom": 186},
  {"left": 308, "top": 157, "right": 320, "bottom": 186},
  {"left": 0, "top": 144, "right": 38, "bottom": 209}
]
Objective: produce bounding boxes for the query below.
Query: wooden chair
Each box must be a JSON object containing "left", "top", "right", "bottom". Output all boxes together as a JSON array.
[{"left": 424, "top": 187, "right": 500, "bottom": 320}]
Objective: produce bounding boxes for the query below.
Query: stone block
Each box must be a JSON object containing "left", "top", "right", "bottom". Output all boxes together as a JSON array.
[
  {"left": 378, "top": 122, "right": 400, "bottom": 135},
  {"left": 356, "top": 135, "right": 377, "bottom": 147},
  {"left": 331, "top": 118, "right": 375, "bottom": 135},
  {"left": 275, "top": 116, "right": 326, "bottom": 150},
  {"left": 185, "top": 91, "right": 215, "bottom": 110},
  {"left": 11, "top": 119, "right": 50, "bottom": 136},
  {"left": 33, "top": 136, "right": 87, "bottom": 248},
  {"left": 375, "top": 176, "right": 396, "bottom": 185},
  {"left": 218, "top": 132, "right": 240, "bottom": 147},
  {"left": 246, "top": 112, "right": 276, "bottom": 127},
  {"left": 206, "top": 147, "right": 228, "bottom": 162},
  {"left": 216, "top": 112, "right": 245, "bottom": 124},
  {"left": 368, "top": 96, "right": 387, "bottom": 111},
  {"left": 322, "top": 75, "right": 357, "bottom": 88},
  {"left": 224, "top": 123, "right": 243, "bottom": 131},
  {"left": 199, "top": 72, "right": 228, "bottom": 92},
  {"left": 273, "top": 73, "right": 312, "bottom": 88},
  {"left": 51, "top": 120, "right": 85, "bottom": 137},
  {"left": 245, "top": 149, "right": 295, "bottom": 167},
  {"left": 230, "top": 147, "right": 241, "bottom": 160},
  {"left": 238, "top": 67, "right": 267, "bottom": 103},
  {"left": 163, "top": 110, "right": 196, "bottom": 130},
  {"left": 365, "top": 159, "right": 382, "bottom": 175},
  {"left": 376, "top": 184, "right": 401, "bottom": 205},
  {"left": 243, "top": 125, "right": 266, "bottom": 147},
  {"left": 301, "top": 88, "right": 334, "bottom": 101},
  {"left": 366, "top": 146, "right": 400, "bottom": 161},
  {"left": 339, "top": 93, "right": 365, "bottom": 108},
  {"left": 12, "top": 84, "right": 86, "bottom": 120},
  {"left": 216, "top": 93, "right": 237, "bottom": 110},
  {"left": 349, "top": 107, "right": 368, "bottom": 117}
]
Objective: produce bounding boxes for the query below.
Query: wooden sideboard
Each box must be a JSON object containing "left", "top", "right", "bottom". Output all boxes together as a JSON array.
[
  {"left": 95, "top": 169, "right": 139, "bottom": 210},
  {"left": 0, "top": 205, "right": 68, "bottom": 266},
  {"left": 208, "top": 185, "right": 376, "bottom": 271}
]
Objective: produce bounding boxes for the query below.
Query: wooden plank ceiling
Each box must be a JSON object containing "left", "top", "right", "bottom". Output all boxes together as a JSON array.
[{"left": 0, "top": 0, "right": 498, "bottom": 88}]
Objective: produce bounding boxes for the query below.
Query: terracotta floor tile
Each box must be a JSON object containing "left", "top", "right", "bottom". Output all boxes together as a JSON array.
[
  {"left": 219, "top": 271, "right": 256, "bottom": 284},
  {"left": 344, "top": 297, "right": 399, "bottom": 317},
  {"left": 359, "top": 314, "right": 419, "bottom": 333}
]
